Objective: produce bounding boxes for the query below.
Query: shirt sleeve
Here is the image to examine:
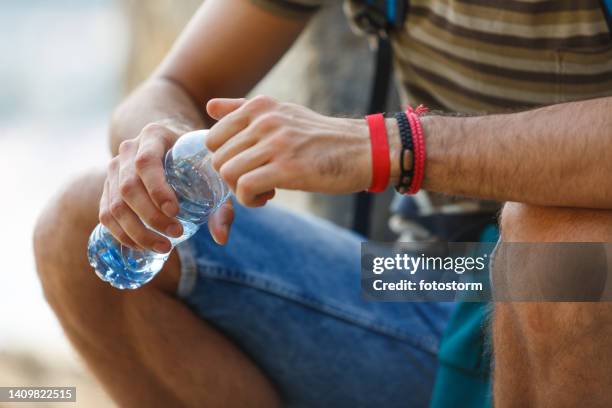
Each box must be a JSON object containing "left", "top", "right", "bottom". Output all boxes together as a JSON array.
[{"left": 250, "top": 0, "right": 325, "bottom": 19}]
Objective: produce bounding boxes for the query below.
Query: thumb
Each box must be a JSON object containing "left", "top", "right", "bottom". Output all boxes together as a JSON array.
[
  {"left": 207, "top": 98, "right": 247, "bottom": 120},
  {"left": 208, "top": 199, "right": 234, "bottom": 245}
]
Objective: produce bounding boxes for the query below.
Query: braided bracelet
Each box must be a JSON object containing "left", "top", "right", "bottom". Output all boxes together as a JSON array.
[
  {"left": 394, "top": 111, "right": 414, "bottom": 194},
  {"left": 405, "top": 105, "right": 428, "bottom": 194}
]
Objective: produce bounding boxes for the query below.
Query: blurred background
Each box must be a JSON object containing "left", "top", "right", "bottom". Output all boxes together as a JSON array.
[{"left": 0, "top": 0, "right": 397, "bottom": 406}]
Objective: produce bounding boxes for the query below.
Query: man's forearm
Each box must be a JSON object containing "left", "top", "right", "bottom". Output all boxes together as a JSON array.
[
  {"left": 421, "top": 97, "right": 612, "bottom": 209},
  {"left": 109, "top": 77, "right": 207, "bottom": 155}
]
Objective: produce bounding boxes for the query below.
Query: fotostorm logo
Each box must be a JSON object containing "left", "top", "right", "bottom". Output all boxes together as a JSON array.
[
  {"left": 362, "top": 242, "right": 494, "bottom": 300},
  {"left": 371, "top": 253, "right": 488, "bottom": 275}
]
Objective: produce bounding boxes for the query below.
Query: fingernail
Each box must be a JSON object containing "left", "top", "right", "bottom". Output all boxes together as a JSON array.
[
  {"left": 221, "top": 223, "right": 231, "bottom": 237},
  {"left": 153, "top": 242, "right": 170, "bottom": 254},
  {"left": 161, "top": 201, "right": 177, "bottom": 217},
  {"left": 166, "top": 223, "right": 182, "bottom": 237}
]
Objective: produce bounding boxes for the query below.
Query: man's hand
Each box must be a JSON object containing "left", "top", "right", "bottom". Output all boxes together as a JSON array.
[
  {"left": 206, "top": 96, "right": 395, "bottom": 207},
  {"left": 100, "top": 122, "right": 234, "bottom": 252}
]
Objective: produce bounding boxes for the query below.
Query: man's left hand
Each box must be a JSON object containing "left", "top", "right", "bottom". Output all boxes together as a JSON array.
[{"left": 206, "top": 96, "right": 389, "bottom": 207}]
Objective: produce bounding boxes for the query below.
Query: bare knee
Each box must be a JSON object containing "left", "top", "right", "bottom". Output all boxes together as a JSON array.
[
  {"left": 499, "top": 202, "right": 612, "bottom": 356},
  {"left": 33, "top": 169, "right": 106, "bottom": 309},
  {"left": 33, "top": 168, "right": 180, "bottom": 313},
  {"left": 496, "top": 204, "right": 610, "bottom": 299},
  {"left": 500, "top": 202, "right": 612, "bottom": 243}
]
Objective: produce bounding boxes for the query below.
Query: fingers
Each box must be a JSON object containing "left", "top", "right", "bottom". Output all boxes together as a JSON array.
[
  {"left": 118, "top": 143, "right": 183, "bottom": 239},
  {"left": 99, "top": 178, "right": 140, "bottom": 249},
  {"left": 253, "top": 190, "right": 276, "bottom": 206},
  {"left": 205, "top": 106, "right": 250, "bottom": 152},
  {"left": 205, "top": 98, "right": 249, "bottom": 153},
  {"left": 206, "top": 98, "right": 247, "bottom": 120},
  {"left": 207, "top": 199, "right": 235, "bottom": 245},
  {"left": 206, "top": 96, "right": 289, "bottom": 207},
  {"left": 134, "top": 124, "right": 180, "bottom": 217},
  {"left": 218, "top": 142, "right": 273, "bottom": 191},
  {"left": 206, "top": 191, "right": 273, "bottom": 245},
  {"left": 205, "top": 95, "right": 277, "bottom": 152},
  {"left": 119, "top": 177, "right": 182, "bottom": 238},
  {"left": 108, "top": 158, "right": 172, "bottom": 253},
  {"left": 99, "top": 123, "right": 184, "bottom": 254},
  {"left": 235, "top": 164, "right": 281, "bottom": 207},
  {"left": 210, "top": 127, "right": 258, "bottom": 172}
]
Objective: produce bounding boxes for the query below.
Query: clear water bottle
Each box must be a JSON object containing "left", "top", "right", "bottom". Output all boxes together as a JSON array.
[{"left": 88, "top": 130, "right": 229, "bottom": 289}]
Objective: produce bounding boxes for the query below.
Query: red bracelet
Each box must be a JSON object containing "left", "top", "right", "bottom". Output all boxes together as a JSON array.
[
  {"left": 405, "top": 105, "right": 428, "bottom": 194},
  {"left": 365, "top": 113, "right": 390, "bottom": 192}
]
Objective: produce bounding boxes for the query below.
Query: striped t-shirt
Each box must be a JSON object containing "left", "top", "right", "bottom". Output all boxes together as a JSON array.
[
  {"left": 390, "top": 0, "right": 612, "bottom": 113},
  {"left": 255, "top": 0, "right": 612, "bottom": 113}
]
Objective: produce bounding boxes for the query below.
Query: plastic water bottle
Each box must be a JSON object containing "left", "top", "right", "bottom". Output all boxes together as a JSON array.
[{"left": 87, "top": 130, "right": 229, "bottom": 289}]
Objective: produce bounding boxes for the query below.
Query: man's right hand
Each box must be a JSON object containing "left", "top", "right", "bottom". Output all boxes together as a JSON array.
[
  {"left": 100, "top": 123, "right": 184, "bottom": 253},
  {"left": 101, "top": 122, "right": 236, "bottom": 252}
]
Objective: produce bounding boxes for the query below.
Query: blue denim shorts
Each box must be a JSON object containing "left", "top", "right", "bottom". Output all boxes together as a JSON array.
[{"left": 176, "top": 201, "right": 454, "bottom": 407}]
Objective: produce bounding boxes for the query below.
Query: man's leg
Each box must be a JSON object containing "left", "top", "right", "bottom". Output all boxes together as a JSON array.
[
  {"left": 33, "top": 169, "right": 281, "bottom": 408},
  {"left": 494, "top": 203, "right": 612, "bottom": 407}
]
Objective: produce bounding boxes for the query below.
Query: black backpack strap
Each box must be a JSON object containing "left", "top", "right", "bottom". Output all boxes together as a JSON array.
[
  {"left": 352, "top": 1, "right": 407, "bottom": 237},
  {"left": 368, "top": 37, "right": 393, "bottom": 114},
  {"left": 352, "top": 0, "right": 407, "bottom": 33},
  {"left": 352, "top": 37, "right": 394, "bottom": 236}
]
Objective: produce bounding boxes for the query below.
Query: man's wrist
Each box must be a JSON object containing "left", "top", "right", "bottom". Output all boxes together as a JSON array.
[
  {"left": 109, "top": 77, "right": 206, "bottom": 154},
  {"left": 418, "top": 113, "right": 457, "bottom": 193},
  {"left": 155, "top": 117, "right": 199, "bottom": 140}
]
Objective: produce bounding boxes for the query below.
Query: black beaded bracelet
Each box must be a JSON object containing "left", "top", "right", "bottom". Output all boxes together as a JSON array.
[{"left": 394, "top": 112, "right": 414, "bottom": 194}]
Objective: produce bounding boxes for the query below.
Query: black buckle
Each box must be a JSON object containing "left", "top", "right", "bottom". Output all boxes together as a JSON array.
[{"left": 353, "top": 0, "right": 407, "bottom": 35}]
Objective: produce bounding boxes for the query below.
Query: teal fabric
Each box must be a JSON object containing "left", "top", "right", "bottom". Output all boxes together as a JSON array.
[
  {"left": 429, "top": 225, "right": 498, "bottom": 408},
  {"left": 429, "top": 302, "right": 492, "bottom": 408}
]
